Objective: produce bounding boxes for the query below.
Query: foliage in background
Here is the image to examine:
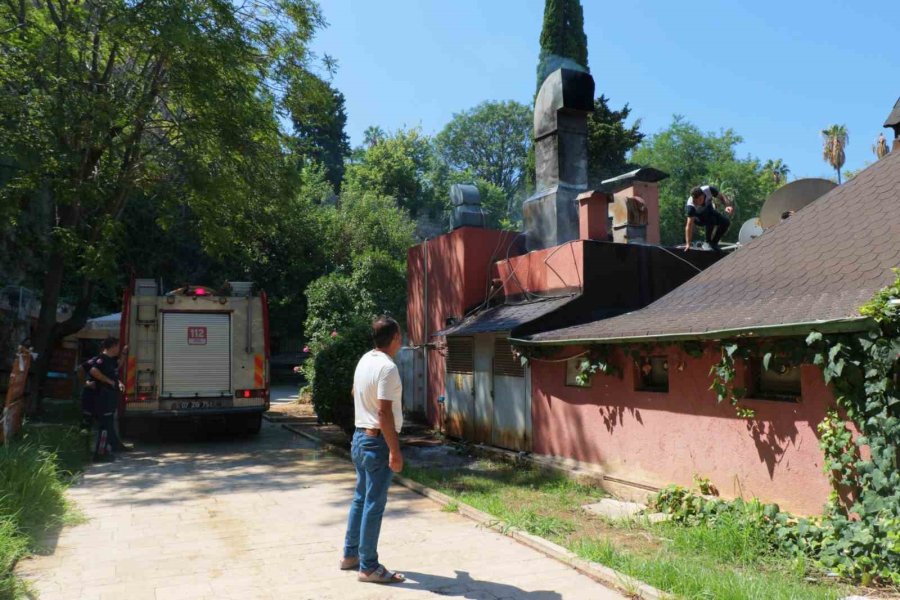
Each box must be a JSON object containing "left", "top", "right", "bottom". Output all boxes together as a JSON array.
[
  {"left": 435, "top": 101, "right": 532, "bottom": 217},
  {"left": 873, "top": 133, "right": 891, "bottom": 160},
  {"left": 821, "top": 124, "right": 849, "bottom": 184},
  {"left": 631, "top": 116, "right": 786, "bottom": 245},
  {"left": 286, "top": 71, "right": 351, "bottom": 190},
  {"left": 536, "top": 0, "right": 588, "bottom": 88},
  {"left": 301, "top": 193, "right": 412, "bottom": 428},
  {"left": 0, "top": 0, "right": 326, "bottom": 394},
  {"left": 586, "top": 95, "right": 645, "bottom": 185},
  {"left": 343, "top": 128, "right": 439, "bottom": 218}
]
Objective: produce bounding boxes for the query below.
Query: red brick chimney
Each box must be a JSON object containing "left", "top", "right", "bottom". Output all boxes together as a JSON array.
[
  {"left": 577, "top": 190, "right": 611, "bottom": 241},
  {"left": 613, "top": 181, "right": 661, "bottom": 244}
]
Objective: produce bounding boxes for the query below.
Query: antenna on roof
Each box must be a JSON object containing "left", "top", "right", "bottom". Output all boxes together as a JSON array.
[
  {"left": 758, "top": 178, "right": 836, "bottom": 229},
  {"left": 738, "top": 218, "right": 764, "bottom": 246}
]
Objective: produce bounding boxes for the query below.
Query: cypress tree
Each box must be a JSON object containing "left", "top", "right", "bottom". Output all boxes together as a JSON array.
[{"left": 537, "top": 0, "right": 589, "bottom": 90}]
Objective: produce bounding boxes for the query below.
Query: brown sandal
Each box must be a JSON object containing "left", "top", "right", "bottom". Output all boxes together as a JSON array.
[
  {"left": 358, "top": 564, "right": 406, "bottom": 584},
  {"left": 339, "top": 556, "right": 359, "bottom": 570}
]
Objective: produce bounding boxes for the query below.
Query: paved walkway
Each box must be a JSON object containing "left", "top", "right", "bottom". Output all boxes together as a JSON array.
[{"left": 18, "top": 421, "right": 623, "bottom": 600}]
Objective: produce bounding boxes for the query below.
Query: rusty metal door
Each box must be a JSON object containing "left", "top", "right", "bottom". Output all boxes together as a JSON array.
[
  {"left": 472, "top": 334, "right": 494, "bottom": 444},
  {"left": 445, "top": 337, "right": 474, "bottom": 439},
  {"left": 396, "top": 346, "right": 425, "bottom": 417},
  {"left": 491, "top": 337, "right": 531, "bottom": 451}
]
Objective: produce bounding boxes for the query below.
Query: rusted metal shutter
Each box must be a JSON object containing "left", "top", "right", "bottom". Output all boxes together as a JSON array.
[
  {"left": 446, "top": 336, "right": 474, "bottom": 373},
  {"left": 493, "top": 338, "right": 524, "bottom": 377}
]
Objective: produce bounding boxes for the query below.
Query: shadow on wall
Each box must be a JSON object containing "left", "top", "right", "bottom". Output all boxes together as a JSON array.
[{"left": 531, "top": 344, "right": 835, "bottom": 511}]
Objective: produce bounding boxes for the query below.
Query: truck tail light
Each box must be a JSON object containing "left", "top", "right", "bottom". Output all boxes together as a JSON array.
[
  {"left": 126, "top": 394, "right": 154, "bottom": 403},
  {"left": 235, "top": 389, "right": 265, "bottom": 398}
]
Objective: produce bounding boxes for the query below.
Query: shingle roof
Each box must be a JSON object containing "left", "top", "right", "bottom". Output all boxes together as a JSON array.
[
  {"left": 517, "top": 150, "right": 900, "bottom": 344},
  {"left": 435, "top": 295, "right": 578, "bottom": 337}
]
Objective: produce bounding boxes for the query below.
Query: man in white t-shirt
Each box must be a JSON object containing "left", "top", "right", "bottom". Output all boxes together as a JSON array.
[{"left": 340, "top": 316, "right": 406, "bottom": 584}]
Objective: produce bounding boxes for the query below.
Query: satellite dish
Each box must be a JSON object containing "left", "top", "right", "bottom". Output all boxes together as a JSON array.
[
  {"left": 759, "top": 178, "right": 836, "bottom": 229},
  {"left": 738, "top": 218, "right": 764, "bottom": 245}
]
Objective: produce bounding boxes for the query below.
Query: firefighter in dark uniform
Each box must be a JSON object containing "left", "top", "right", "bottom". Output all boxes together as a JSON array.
[
  {"left": 89, "top": 337, "right": 125, "bottom": 462},
  {"left": 77, "top": 355, "right": 99, "bottom": 434}
]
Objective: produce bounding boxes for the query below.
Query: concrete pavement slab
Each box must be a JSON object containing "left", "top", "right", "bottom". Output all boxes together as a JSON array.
[{"left": 18, "top": 421, "right": 624, "bottom": 600}]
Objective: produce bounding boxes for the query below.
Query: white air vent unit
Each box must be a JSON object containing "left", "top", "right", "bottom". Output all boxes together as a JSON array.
[{"left": 229, "top": 281, "right": 254, "bottom": 297}]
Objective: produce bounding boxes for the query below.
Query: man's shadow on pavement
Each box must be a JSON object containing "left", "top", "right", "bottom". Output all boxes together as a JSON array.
[{"left": 401, "top": 570, "right": 563, "bottom": 599}]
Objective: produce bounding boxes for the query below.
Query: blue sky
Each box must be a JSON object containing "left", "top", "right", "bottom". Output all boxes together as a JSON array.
[{"left": 312, "top": 0, "right": 897, "bottom": 180}]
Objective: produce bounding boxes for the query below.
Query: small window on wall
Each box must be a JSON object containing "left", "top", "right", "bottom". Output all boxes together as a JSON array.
[
  {"left": 565, "top": 358, "right": 591, "bottom": 387},
  {"left": 752, "top": 358, "right": 801, "bottom": 401},
  {"left": 635, "top": 356, "right": 669, "bottom": 393}
]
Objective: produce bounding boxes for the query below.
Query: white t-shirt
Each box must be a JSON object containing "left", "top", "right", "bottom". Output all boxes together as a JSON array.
[
  {"left": 685, "top": 185, "right": 720, "bottom": 216},
  {"left": 353, "top": 349, "right": 403, "bottom": 433}
]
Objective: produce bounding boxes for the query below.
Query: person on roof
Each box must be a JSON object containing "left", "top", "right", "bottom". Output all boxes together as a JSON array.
[{"left": 684, "top": 185, "right": 734, "bottom": 252}]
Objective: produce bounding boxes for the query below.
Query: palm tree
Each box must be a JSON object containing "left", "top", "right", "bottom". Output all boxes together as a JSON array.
[
  {"left": 874, "top": 133, "right": 890, "bottom": 160},
  {"left": 363, "top": 126, "right": 385, "bottom": 148},
  {"left": 821, "top": 125, "right": 849, "bottom": 183},
  {"left": 763, "top": 159, "right": 790, "bottom": 185}
]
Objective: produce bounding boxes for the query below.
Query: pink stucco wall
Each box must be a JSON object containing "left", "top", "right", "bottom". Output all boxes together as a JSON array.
[
  {"left": 531, "top": 343, "right": 837, "bottom": 515},
  {"left": 493, "top": 240, "right": 585, "bottom": 297},
  {"left": 407, "top": 228, "right": 519, "bottom": 425}
]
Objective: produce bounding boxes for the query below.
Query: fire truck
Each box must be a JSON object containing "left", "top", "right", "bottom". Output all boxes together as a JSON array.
[{"left": 119, "top": 279, "right": 270, "bottom": 434}]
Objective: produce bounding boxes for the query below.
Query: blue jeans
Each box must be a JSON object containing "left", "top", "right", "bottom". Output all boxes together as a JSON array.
[{"left": 343, "top": 429, "right": 393, "bottom": 571}]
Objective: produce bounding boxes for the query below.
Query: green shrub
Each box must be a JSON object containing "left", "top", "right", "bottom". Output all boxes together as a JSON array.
[
  {"left": 302, "top": 249, "right": 407, "bottom": 430},
  {"left": 308, "top": 318, "right": 372, "bottom": 434}
]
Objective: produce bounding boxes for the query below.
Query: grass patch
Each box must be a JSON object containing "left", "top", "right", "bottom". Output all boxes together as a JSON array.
[
  {"left": 0, "top": 400, "right": 90, "bottom": 599},
  {"left": 403, "top": 460, "right": 857, "bottom": 600}
]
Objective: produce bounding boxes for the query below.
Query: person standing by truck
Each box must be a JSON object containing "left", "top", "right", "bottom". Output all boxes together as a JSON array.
[
  {"left": 89, "top": 337, "right": 125, "bottom": 462},
  {"left": 77, "top": 355, "right": 98, "bottom": 434},
  {"left": 340, "top": 316, "right": 406, "bottom": 585}
]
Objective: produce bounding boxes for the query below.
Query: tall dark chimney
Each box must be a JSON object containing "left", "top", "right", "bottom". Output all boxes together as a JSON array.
[
  {"left": 522, "top": 68, "right": 594, "bottom": 250},
  {"left": 885, "top": 97, "right": 900, "bottom": 152}
]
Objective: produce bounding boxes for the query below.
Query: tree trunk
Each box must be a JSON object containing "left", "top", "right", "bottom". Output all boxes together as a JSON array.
[
  {"left": 28, "top": 245, "right": 67, "bottom": 414},
  {"left": 837, "top": 168, "right": 842, "bottom": 185},
  {"left": 28, "top": 267, "right": 95, "bottom": 413}
]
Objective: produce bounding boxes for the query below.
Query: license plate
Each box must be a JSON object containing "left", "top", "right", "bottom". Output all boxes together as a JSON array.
[{"left": 169, "top": 399, "right": 225, "bottom": 410}]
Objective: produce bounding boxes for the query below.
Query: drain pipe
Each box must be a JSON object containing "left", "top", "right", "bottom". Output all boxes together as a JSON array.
[{"left": 423, "top": 238, "right": 430, "bottom": 427}]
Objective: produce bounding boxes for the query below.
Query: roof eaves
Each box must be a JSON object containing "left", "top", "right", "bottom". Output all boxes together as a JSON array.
[{"left": 509, "top": 316, "right": 873, "bottom": 347}]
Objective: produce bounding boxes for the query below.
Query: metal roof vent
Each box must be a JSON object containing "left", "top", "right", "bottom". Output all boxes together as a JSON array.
[
  {"left": 229, "top": 281, "right": 254, "bottom": 297},
  {"left": 450, "top": 184, "right": 485, "bottom": 230}
]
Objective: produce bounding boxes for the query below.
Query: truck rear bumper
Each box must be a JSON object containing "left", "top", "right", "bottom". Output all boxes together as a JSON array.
[{"left": 124, "top": 405, "right": 268, "bottom": 419}]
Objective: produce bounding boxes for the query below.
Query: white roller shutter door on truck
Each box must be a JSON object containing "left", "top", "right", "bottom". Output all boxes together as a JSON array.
[{"left": 161, "top": 312, "right": 231, "bottom": 397}]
